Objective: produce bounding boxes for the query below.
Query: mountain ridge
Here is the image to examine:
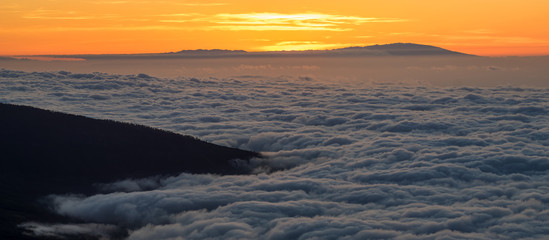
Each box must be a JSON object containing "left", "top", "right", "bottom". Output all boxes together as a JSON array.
[
  {"left": 0, "top": 102, "right": 261, "bottom": 239},
  {"left": 10, "top": 43, "right": 474, "bottom": 60},
  {"left": 165, "top": 43, "right": 472, "bottom": 57},
  {"left": 337, "top": 43, "right": 469, "bottom": 56}
]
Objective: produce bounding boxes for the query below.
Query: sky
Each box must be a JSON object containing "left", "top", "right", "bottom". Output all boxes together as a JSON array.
[{"left": 1, "top": 0, "right": 549, "bottom": 56}]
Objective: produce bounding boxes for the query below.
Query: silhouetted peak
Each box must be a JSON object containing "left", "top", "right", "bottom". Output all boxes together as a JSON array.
[{"left": 338, "top": 43, "right": 469, "bottom": 56}]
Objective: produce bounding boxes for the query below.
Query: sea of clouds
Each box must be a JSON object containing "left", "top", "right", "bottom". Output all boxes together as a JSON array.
[{"left": 1, "top": 69, "right": 549, "bottom": 239}]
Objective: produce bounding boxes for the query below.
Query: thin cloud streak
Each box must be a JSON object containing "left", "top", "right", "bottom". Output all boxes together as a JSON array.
[
  {"left": 260, "top": 41, "right": 358, "bottom": 51},
  {"left": 22, "top": 9, "right": 119, "bottom": 20},
  {"left": 430, "top": 34, "right": 549, "bottom": 45},
  {"left": 211, "top": 13, "right": 405, "bottom": 29},
  {"left": 23, "top": 16, "right": 107, "bottom": 20},
  {"left": 157, "top": 12, "right": 406, "bottom": 32},
  {"left": 177, "top": 2, "right": 228, "bottom": 6},
  {"left": 13, "top": 11, "right": 404, "bottom": 33},
  {"left": 207, "top": 25, "right": 351, "bottom": 32},
  {"left": 91, "top": 0, "right": 131, "bottom": 4},
  {"left": 0, "top": 26, "right": 204, "bottom": 32},
  {"left": 91, "top": 1, "right": 228, "bottom": 6}
]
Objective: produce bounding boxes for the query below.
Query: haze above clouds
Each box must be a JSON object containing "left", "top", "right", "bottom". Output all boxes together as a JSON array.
[
  {"left": 1, "top": 55, "right": 549, "bottom": 87},
  {"left": 1, "top": 55, "right": 548, "bottom": 239}
]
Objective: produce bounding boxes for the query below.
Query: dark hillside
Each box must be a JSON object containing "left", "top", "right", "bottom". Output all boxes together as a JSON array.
[
  {"left": 0, "top": 102, "right": 260, "bottom": 239},
  {"left": 341, "top": 43, "right": 470, "bottom": 56}
]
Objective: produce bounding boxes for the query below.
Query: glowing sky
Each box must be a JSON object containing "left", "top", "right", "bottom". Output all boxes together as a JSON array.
[{"left": 1, "top": 0, "right": 548, "bottom": 56}]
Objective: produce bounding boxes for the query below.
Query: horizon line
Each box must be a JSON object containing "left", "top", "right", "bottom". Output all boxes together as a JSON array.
[{"left": 2, "top": 43, "right": 548, "bottom": 58}]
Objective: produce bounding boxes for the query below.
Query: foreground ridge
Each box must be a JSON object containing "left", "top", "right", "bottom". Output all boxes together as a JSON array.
[{"left": 0, "top": 102, "right": 260, "bottom": 239}]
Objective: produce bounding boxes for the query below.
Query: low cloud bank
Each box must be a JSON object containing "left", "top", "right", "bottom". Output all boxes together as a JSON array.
[{"left": 2, "top": 70, "right": 549, "bottom": 239}]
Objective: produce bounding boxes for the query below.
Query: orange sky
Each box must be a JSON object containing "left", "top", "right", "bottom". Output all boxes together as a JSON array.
[{"left": 1, "top": 0, "right": 548, "bottom": 56}]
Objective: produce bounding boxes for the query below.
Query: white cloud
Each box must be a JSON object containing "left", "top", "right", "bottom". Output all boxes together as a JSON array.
[
  {"left": 1, "top": 67, "right": 549, "bottom": 239},
  {"left": 18, "top": 222, "right": 123, "bottom": 239}
]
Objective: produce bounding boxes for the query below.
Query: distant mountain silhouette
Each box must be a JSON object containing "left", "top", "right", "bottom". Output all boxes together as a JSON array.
[
  {"left": 166, "top": 43, "right": 470, "bottom": 57},
  {"left": 0, "top": 103, "right": 260, "bottom": 239},
  {"left": 23, "top": 43, "right": 473, "bottom": 60},
  {"left": 336, "top": 43, "right": 470, "bottom": 56}
]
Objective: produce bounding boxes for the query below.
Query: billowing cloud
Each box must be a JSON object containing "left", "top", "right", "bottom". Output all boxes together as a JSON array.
[
  {"left": 18, "top": 222, "right": 124, "bottom": 239},
  {"left": 2, "top": 68, "right": 549, "bottom": 239}
]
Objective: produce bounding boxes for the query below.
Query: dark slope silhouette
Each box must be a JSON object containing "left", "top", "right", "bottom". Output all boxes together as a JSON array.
[{"left": 0, "top": 102, "right": 260, "bottom": 239}]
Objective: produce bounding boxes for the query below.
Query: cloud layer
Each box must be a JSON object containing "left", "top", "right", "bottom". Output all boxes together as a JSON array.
[
  {"left": 2, "top": 69, "right": 549, "bottom": 239},
  {"left": 203, "top": 13, "right": 404, "bottom": 31}
]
